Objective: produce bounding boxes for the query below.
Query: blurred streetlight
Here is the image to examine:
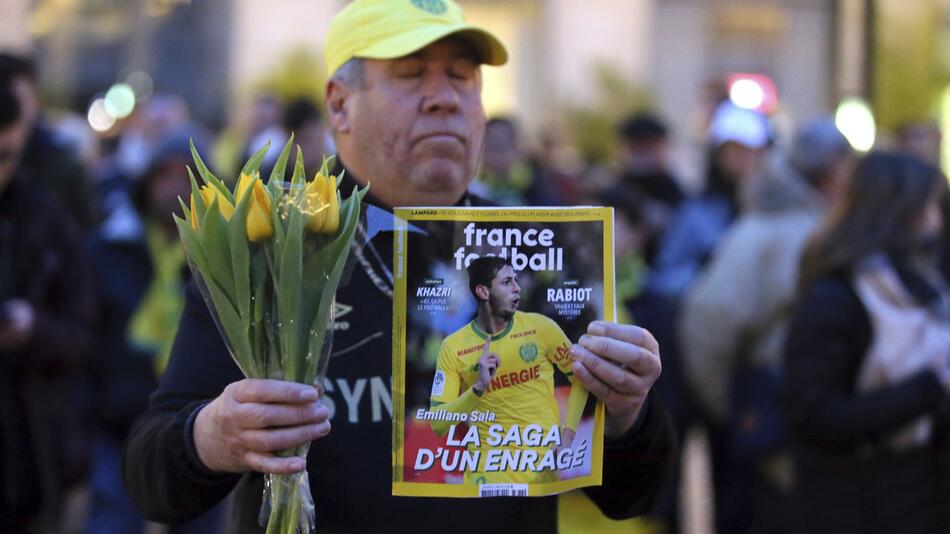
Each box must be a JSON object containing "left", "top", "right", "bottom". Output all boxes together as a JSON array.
[
  {"left": 727, "top": 73, "right": 777, "bottom": 114},
  {"left": 835, "top": 97, "right": 876, "bottom": 152}
]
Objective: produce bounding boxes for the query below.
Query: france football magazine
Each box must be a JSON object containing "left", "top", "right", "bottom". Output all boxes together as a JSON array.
[{"left": 391, "top": 206, "right": 615, "bottom": 497}]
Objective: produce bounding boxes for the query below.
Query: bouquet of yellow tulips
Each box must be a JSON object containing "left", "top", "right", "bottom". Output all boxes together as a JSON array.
[{"left": 174, "top": 136, "right": 367, "bottom": 534}]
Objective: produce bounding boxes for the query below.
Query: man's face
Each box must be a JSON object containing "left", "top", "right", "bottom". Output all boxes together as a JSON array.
[
  {"left": 0, "top": 119, "right": 27, "bottom": 194},
  {"left": 485, "top": 265, "right": 520, "bottom": 319},
  {"left": 331, "top": 37, "right": 486, "bottom": 207}
]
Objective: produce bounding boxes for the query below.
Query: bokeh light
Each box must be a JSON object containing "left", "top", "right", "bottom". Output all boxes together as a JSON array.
[
  {"left": 105, "top": 83, "right": 136, "bottom": 118},
  {"left": 730, "top": 79, "right": 766, "bottom": 111},
  {"left": 87, "top": 98, "right": 117, "bottom": 133},
  {"left": 126, "top": 71, "right": 154, "bottom": 102},
  {"left": 835, "top": 97, "right": 876, "bottom": 152}
]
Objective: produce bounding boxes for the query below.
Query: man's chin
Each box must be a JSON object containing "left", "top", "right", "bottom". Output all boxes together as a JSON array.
[{"left": 408, "top": 161, "right": 470, "bottom": 201}]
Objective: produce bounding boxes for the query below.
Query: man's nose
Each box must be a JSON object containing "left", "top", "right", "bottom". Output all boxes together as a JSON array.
[{"left": 420, "top": 71, "right": 460, "bottom": 114}]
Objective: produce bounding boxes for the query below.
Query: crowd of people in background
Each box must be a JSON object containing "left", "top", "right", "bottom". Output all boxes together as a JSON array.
[{"left": 2, "top": 45, "right": 950, "bottom": 534}]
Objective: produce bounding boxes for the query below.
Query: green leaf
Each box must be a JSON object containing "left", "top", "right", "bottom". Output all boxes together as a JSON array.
[
  {"left": 276, "top": 201, "right": 305, "bottom": 382},
  {"left": 228, "top": 187, "right": 253, "bottom": 324},
  {"left": 190, "top": 139, "right": 232, "bottom": 201},
  {"left": 291, "top": 145, "right": 306, "bottom": 190},
  {"left": 201, "top": 273, "right": 259, "bottom": 377},
  {"left": 187, "top": 169, "right": 208, "bottom": 232},
  {"left": 268, "top": 133, "right": 295, "bottom": 187},
  {"left": 241, "top": 140, "right": 272, "bottom": 178},
  {"left": 250, "top": 249, "right": 272, "bottom": 376},
  {"left": 199, "top": 196, "right": 237, "bottom": 307}
]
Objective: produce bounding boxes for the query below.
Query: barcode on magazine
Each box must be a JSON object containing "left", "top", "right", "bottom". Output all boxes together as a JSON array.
[{"left": 479, "top": 484, "right": 529, "bottom": 497}]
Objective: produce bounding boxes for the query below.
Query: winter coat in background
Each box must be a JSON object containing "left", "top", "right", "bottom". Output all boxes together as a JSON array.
[
  {"left": 781, "top": 267, "right": 950, "bottom": 534},
  {"left": 680, "top": 154, "right": 827, "bottom": 423},
  {"left": 0, "top": 176, "right": 96, "bottom": 529}
]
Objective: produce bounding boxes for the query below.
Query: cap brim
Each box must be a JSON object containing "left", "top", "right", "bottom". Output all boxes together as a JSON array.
[{"left": 357, "top": 23, "right": 508, "bottom": 66}]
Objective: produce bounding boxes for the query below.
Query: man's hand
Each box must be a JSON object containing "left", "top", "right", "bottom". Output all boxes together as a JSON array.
[
  {"left": 0, "top": 299, "right": 35, "bottom": 351},
  {"left": 474, "top": 337, "right": 500, "bottom": 395},
  {"left": 569, "top": 321, "right": 661, "bottom": 438},
  {"left": 193, "top": 379, "right": 331, "bottom": 475}
]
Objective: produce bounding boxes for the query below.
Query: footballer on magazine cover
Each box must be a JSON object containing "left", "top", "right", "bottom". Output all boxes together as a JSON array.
[{"left": 426, "top": 256, "right": 589, "bottom": 484}]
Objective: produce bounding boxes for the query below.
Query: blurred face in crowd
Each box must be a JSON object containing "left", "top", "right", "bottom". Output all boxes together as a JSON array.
[
  {"left": 327, "top": 36, "right": 486, "bottom": 208},
  {"left": 820, "top": 151, "right": 857, "bottom": 205},
  {"left": 482, "top": 121, "right": 519, "bottom": 175},
  {"left": 0, "top": 118, "right": 28, "bottom": 194},
  {"left": 299, "top": 119, "right": 328, "bottom": 174},
  {"left": 899, "top": 122, "right": 942, "bottom": 166},
  {"left": 915, "top": 182, "right": 945, "bottom": 251},
  {"left": 146, "top": 156, "right": 191, "bottom": 231},
  {"left": 8, "top": 75, "right": 39, "bottom": 128},
  {"left": 622, "top": 138, "right": 669, "bottom": 174},
  {"left": 717, "top": 141, "right": 763, "bottom": 184}
]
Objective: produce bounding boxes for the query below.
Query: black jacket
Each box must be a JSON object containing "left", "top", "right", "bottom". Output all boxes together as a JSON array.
[
  {"left": 0, "top": 177, "right": 96, "bottom": 526},
  {"left": 123, "top": 185, "right": 675, "bottom": 532},
  {"left": 87, "top": 233, "right": 163, "bottom": 440},
  {"left": 780, "top": 272, "right": 950, "bottom": 534}
]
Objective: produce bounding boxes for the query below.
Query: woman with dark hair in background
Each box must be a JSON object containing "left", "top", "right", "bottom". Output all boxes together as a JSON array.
[{"left": 781, "top": 151, "right": 950, "bottom": 534}]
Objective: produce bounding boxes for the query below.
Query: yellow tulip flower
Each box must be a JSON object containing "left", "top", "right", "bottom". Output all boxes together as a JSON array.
[
  {"left": 304, "top": 175, "right": 329, "bottom": 233},
  {"left": 246, "top": 180, "right": 274, "bottom": 242},
  {"left": 190, "top": 185, "right": 235, "bottom": 230},
  {"left": 235, "top": 172, "right": 255, "bottom": 202},
  {"left": 303, "top": 174, "right": 339, "bottom": 234},
  {"left": 323, "top": 174, "right": 339, "bottom": 234}
]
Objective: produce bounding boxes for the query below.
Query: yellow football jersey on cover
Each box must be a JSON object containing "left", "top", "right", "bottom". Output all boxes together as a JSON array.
[{"left": 431, "top": 311, "right": 574, "bottom": 483}]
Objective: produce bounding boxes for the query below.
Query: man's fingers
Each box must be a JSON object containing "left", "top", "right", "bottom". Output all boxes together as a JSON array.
[
  {"left": 578, "top": 335, "right": 661, "bottom": 377},
  {"left": 483, "top": 336, "right": 491, "bottom": 356},
  {"left": 230, "top": 379, "right": 320, "bottom": 404},
  {"left": 235, "top": 401, "right": 330, "bottom": 429},
  {"left": 588, "top": 321, "right": 659, "bottom": 355},
  {"left": 571, "top": 344, "right": 649, "bottom": 395},
  {"left": 570, "top": 359, "right": 613, "bottom": 400},
  {"left": 243, "top": 451, "right": 307, "bottom": 475},
  {"left": 240, "top": 422, "right": 331, "bottom": 452}
]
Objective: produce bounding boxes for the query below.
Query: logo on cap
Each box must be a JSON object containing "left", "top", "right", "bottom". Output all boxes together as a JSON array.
[{"left": 411, "top": 0, "right": 447, "bottom": 15}]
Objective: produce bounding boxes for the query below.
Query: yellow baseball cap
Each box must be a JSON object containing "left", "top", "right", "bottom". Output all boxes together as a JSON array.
[{"left": 325, "top": 0, "right": 508, "bottom": 77}]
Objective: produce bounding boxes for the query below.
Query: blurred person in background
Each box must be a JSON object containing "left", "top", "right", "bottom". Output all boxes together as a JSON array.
[
  {"left": 239, "top": 92, "right": 286, "bottom": 175},
  {"left": 0, "top": 84, "right": 96, "bottom": 533},
  {"left": 95, "top": 95, "right": 196, "bottom": 243},
  {"left": 628, "top": 102, "right": 768, "bottom": 534},
  {"left": 616, "top": 113, "right": 684, "bottom": 264},
  {"left": 281, "top": 97, "right": 329, "bottom": 179},
  {"left": 645, "top": 102, "right": 769, "bottom": 299},
  {"left": 472, "top": 116, "right": 561, "bottom": 206},
  {"left": 680, "top": 119, "right": 854, "bottom": 534},
  {"left": 782, "top": 151, "right": 950, "bottom": 534},
  {"left": 85, "top": 128, "right": 227, "bottom": 534},
  {"left": 895, "top": 120, "right": 942, "bottom": 167},
  {"left": 0, "top": 51, "right": 95, "bottom": 229}
]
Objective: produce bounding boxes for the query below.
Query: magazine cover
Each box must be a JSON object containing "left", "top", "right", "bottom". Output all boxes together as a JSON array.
[{"left": 391, "top": 207, "right": 615, "bottom": 498}]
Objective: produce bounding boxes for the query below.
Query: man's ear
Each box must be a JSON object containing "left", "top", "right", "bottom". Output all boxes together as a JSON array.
[
  {"left": 475, "top": 284, "right": 490, "bottom": 302},
  {"left": 326, "top": 79, "right": 352, "bottom": 135}
]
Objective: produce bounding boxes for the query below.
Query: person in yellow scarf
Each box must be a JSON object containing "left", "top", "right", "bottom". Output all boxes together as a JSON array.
[{"left": 87, "top": 128, "right": 227, "bottom": 533}]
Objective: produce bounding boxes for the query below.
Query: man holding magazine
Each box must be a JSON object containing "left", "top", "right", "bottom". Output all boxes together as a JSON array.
[{"left": 124, "top": 0, "right": 673, "bottom": 531}]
